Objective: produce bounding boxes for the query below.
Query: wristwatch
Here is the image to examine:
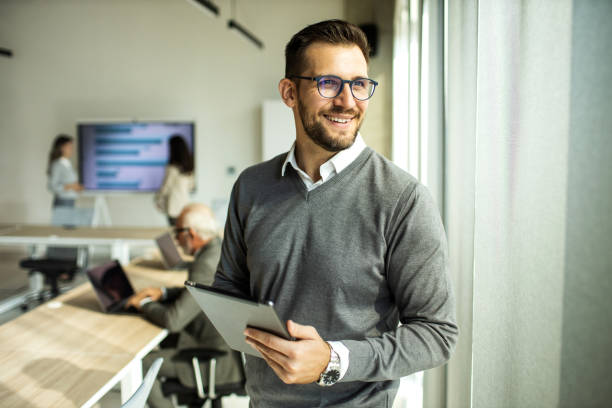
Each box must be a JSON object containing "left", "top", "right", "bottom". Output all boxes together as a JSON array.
[{"left": 317, "top": 344, "right": 341, "bottom": 386}]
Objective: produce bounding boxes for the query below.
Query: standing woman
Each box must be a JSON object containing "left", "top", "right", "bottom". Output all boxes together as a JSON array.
[
  {"left": 47, "top": 134, "right": 83, "bottom": 208},
  {"left": 154, "top": 135, "right": 194, "bottom": 226}
]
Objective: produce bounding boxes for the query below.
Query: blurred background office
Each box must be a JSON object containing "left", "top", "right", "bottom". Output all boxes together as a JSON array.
[{"left": 1, "top": 1, "right": 611, "bottom": 408}]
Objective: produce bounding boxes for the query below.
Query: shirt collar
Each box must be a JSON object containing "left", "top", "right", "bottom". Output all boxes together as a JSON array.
[
  {"left": 281, "top": 133, "right": 367, "bottom": 177},
  {"left": 59, "top": 157, "right": 72, "bottom": 167}
]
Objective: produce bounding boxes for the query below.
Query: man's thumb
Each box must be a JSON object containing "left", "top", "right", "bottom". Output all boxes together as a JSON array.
[{"left": 287, "top": 319, "right": 318, "bottom": 340}]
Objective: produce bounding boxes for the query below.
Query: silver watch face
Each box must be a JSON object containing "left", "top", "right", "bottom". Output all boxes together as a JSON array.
[
  {"left": 318, "top": 349, "right": 341, "bottom": 386},
  {"left": 320, "top": 369, "right": 341, "bottom": 385}
]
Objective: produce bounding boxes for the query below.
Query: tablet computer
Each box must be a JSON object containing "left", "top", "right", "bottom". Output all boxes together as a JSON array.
[{"left": 184, "top": 281, "right": 292, "bottom": 358}]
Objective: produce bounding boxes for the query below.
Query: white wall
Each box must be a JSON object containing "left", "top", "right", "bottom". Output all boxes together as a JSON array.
[
  {"left": 261, "top": 99, "right": 295, "bottom": 161},
  {"left": 0, "top": 0, "right": 344, "bottom": 226},
  {"left": 344, "top": 0, "right": 394, "bottom": 159}
]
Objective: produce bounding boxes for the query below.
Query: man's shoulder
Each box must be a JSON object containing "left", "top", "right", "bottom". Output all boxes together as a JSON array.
[
  {"left": 194, "top": 237, "right": 222, "bottom": 262},
  {"left": 231, "top": 152, "right": 288, "bottom": 199},
  {"left": 239, "top": 152, "right": 287, "bottom": 181},
  {"left": 190, "top": 239, "right": 222, "bottom": 284},
  {"left": 362, "top": 149, "right": 419, "bottom": 191}
]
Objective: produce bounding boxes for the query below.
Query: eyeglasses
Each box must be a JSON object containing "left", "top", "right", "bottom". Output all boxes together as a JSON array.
[
  {"left": 289, "top": 75, "right": 378, "bottom": 101},
  {"left": 173, "top": 227, "right": 189, "bottom": 238}
]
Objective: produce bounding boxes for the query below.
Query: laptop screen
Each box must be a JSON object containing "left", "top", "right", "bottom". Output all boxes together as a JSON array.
[
  {"left": 87, "top": 260, "right": 135, "bottom": 311},
  {"left": 156, "top": 232, "right": 183, "bottom": 268}
]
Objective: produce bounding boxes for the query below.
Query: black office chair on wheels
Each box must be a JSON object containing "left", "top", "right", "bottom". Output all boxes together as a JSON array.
[
  {"left": 161, "top": 349, "right": 246, "bottom": 408},
  {"left": 19, "top": 206, "right": 93, "bottom": 309},
  {"left": 19, "top": 247, "right": 88, "bottom": 309}
]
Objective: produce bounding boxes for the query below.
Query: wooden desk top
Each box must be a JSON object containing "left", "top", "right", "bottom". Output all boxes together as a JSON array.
[
  {"left": 0, "top": 262, "right": 187, "bottom": 407},
  {"left": 0, "top": 224, "right": 168, "bottom": 241}
]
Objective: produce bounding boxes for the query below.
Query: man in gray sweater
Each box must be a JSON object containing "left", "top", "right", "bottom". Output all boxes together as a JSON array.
[{"left": 214, "top": 20, "right": 458, "bottom": 407}]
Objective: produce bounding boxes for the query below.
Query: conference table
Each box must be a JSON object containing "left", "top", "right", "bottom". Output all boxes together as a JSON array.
[
  {"left": 0, "top": 224, "right": 168, "bottom": 264},
  {"left": 0, "top": 259, "right": 187, "bottom": 407}
]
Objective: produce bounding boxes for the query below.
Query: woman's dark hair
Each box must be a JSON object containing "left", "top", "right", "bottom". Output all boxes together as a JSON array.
[
  {"left": 168, "top": 135, "right": 194, "bottom": 174},
  {"left": 47, "top": 134, "right": 73, "bottom": 175},
  {"left": 285, "top": 19, "right": 370, "bottom": 77}
]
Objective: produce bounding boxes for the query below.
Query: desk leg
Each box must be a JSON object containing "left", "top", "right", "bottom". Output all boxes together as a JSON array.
[
  {"left": 111, "top": 243, "right": 130, "bottom": 264},
  {"left": 121, "top": 358, "right": 143, "bottom": 404}
]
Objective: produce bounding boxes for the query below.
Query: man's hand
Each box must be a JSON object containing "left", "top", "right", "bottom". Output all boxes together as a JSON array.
[
  {"left": 244, "top": 320, "right": 330, "bottom": 384},
  {"left": 125, "top": 287, "right": 163, "bottom": 310}
]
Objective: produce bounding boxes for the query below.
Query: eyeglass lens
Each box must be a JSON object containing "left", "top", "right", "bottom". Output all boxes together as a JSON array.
[{"left": 317, "top": 76, "right": 375, "bottom": 100}]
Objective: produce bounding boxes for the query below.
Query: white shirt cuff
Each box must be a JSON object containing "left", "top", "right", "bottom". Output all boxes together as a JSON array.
[
  {"left": 328, "top": 341, "right": 349, "bottom": 381},
  {"left": 160, "top": 287, "right": 167, "bottom": 300},
  {"left": 139, "top": 297, "right": 153, "bottom": 307}
]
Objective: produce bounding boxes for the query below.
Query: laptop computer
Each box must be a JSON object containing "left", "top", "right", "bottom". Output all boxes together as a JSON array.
[
  {"left": 86, "top": 260, "right": 139, "bottom": 314},
  {"left": 155, "top": 232, "right": 192, "bottom": 270}
]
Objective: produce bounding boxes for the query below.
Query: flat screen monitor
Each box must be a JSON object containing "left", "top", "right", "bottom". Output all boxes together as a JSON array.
[{"left": 78, "top": 121, "right": 194, "bottom": 192}]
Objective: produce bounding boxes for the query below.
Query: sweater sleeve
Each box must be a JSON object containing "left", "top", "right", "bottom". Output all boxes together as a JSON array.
[
  {"left": 213, "top": 179, "right": 251, "bottom": 297},
  {"left": 141, "top": 287, "right": 202, "bottom": 333},
  {"left": 340, "top": 183, "right": 458, "bottom": 382}
]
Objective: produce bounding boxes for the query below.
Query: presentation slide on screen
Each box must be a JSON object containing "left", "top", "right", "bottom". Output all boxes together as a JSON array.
[{"left": 79, "top": 122, "right": 194, "bottom": 191}]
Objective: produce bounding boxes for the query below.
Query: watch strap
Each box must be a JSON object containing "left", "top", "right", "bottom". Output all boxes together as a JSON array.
[{"left": 317, "top": 343, "right": 341, "bottom": 386}]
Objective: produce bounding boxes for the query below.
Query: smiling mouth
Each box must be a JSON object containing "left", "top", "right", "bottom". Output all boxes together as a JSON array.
[{"left": 323, "top": 114, "right": 354, "bottom": 125}]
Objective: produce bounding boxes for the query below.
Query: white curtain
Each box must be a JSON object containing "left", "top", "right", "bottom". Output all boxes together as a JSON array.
[
  {"left": 393, "top": 0, "right": 612, "bottom": 406},
  {"left": 392, "top": 0, "right": 448, "bottom": 406}
]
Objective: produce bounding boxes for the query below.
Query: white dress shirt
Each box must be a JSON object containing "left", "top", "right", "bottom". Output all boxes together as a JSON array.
[{"left": 281, "top": 133, "right": 366, "bottom": 191}]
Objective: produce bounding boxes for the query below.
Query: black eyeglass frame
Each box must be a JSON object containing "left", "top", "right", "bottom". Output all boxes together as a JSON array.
[
  {"left": 173, "top": 227, "right": 190, "bottom": 238},
  {"left": 288, "top": 75, "right": 379, "bottom": 101}
]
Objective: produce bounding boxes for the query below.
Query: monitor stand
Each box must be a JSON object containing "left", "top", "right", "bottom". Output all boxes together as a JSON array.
[{"left": 92, "top": 195, "right": 112, "bottom": 226}]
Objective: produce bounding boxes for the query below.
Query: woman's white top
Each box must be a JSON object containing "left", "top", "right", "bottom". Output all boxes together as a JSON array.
[
  {"left": 154, "top": 165, "right": 195, "bottom": 217},
  {"left": 47, "top": 157, "right": 78, "bottom": 199}
]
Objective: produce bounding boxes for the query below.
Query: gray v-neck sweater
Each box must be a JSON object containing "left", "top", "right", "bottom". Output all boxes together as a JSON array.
[{"left": 215, "top": 147, "right": 458, "bottom": 407}]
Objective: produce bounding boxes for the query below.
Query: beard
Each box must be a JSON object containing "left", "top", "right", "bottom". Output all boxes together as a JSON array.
[{"left": 297, "top": 97, "right": 363, "bottom": 153}]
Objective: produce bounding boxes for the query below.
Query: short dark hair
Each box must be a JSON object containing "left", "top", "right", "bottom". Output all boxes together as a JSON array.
[{"left": 285, "top": 19, "right": 370, "bottom": 78}]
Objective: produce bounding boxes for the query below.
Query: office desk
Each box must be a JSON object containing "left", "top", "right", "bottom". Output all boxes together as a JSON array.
[
  {"left": 0, "top": 224, "right": 167, "bottom": 264},
  {"left": 0, "top": 261, "right": 187, "bottom": 407}
]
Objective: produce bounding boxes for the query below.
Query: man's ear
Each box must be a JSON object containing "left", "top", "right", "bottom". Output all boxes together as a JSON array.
[
  {"left": 187, "top": 226, "right": 196, "bottom": 239},
  {"left": 279, "top": 78, "right": 297, "bottom": 108}
]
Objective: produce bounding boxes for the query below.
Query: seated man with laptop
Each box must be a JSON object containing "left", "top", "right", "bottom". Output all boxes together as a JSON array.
[{"left": 125, "top": 203, "right": 243, "bottom": 408}]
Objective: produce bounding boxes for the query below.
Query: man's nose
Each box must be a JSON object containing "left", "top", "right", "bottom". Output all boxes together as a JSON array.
[{"left": 333, "top": 83, "right": 356, "bottom": 109}]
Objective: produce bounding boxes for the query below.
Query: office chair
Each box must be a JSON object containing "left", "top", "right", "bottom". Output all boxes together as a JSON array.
[
  {"left": 121, "top": 357, "right": 164, "bottom": 408},
  {"left": 19, "top": 246, "right": 88, "bottom": 309},
  {"left": 161, "top": 349, "right": 246, "bottom": 408},
  {"left": 19, "top": 207, "right": 92, "bottom": 309}
]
